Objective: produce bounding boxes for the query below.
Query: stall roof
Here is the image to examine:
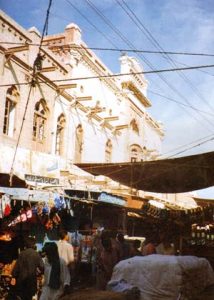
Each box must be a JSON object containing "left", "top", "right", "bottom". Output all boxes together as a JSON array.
[
  {"left": 193, "top": 197, "right": 214, "bottom": 207},
  {"left": 76, "top": 151, "right": 214, "bottom": 193},
  {"left": 0, "top": 173, "right": 26, "bottom": 188}
]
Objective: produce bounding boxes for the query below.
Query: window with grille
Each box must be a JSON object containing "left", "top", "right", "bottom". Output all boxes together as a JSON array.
[{"left": 3, "top": 85, "right": 19, "bottom": 136}]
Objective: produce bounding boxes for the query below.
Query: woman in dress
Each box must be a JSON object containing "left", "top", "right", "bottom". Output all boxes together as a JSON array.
[{"left": 40, "top": 242, "right": 70, "bottom": 300}]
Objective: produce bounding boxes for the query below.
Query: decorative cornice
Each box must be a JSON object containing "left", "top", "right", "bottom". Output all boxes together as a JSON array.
[
  {"left": 0, "top": 10, "right": 32, "bottom": 43},
  {"left": 145, "top": 113, "right": 164, "bottom": 136},
  {"left": 58, "top": 83, "right": 77, "bottom": 90},
  {"left": 122, "top": 81, "right": 151, "bottom": 107},
  {"left": 76, "top": 96, "right": 92, "bottom": 102},
  {"left": 5, "top": 45, "right": 29, "bottom": 55},
  {"left": 40, "top": 48, "right": 68, "bottom": 74}
]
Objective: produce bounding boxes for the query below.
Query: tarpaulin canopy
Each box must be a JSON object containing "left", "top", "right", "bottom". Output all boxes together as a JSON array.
[
  {"left": 193, "top": 197, "right": 214, "bottom": 207},
  {"left": 0, "top": 173, "right": 26, "bottom": 188},
  {"left": 76, "top": 151, "right": 214, "bottom": 193}
]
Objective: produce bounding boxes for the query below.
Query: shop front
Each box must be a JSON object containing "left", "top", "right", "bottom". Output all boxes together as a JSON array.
[{"left": 181, "top": 198, "right": 214, "bottom": 269}]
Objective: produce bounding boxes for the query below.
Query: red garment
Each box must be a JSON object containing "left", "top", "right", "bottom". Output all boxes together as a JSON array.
[{"left": 4, "top": 204, "right": 11, "bottom": 216}]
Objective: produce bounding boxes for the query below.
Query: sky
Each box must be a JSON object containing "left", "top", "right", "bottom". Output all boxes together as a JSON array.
[{"left": 1, "top": 0, "right": 214, "bottom": 198}]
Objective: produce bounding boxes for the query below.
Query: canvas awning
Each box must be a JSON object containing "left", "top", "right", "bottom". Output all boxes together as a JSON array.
[
  {"left": 0, "top": 173, "right": 26, "bottom": 188},
  {"left": 76, "top": 151, "right": 214, "bottom": 193},
  {"left": 193, "top": 197, "right": 214, "bottom": 207}
]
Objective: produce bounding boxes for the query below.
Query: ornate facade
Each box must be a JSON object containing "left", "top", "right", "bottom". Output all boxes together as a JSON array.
[{"left": 0, "top": 10, "right": 164, "bottom": 194}]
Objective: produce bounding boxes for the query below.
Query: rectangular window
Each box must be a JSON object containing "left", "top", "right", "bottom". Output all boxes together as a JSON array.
[{"left": 131, "top": 157, "right": 137, "bottom": 162}]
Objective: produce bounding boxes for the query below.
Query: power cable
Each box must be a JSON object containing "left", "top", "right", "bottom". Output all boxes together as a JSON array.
[
  {"left": 82, "top": 0, "right": 168, "bottom": 95},
  {"left": 64, "top": 0, "right": 119, "bottom": 49},
  {"left": 85, "top": 0, "right": 214, "bottom": 132},
  {"left": 168, "top": 57, "right": 214, "bottom": 78},
  {"left": 64, "top": 0, "right": 166, "bottom": 102},
  {"left": 117, "top": 0, "right": 214, "bottom": 128},
  {"left": 1, "top": 40, "right": 214, "bottom": 58},
  {"left": 149, "top": 90, "right": 214, "bottom": 117},
  {"left": 2, "top": 1, "right": 214, "bottom": 157},
  {"left": 4, "top": 2, "right": 212, "bottom": 176},
  {"left": 161, "top": 133, "right": 214, "bottom": 157},
  {"left": 166, "top": 136, "right": 214, "bottom": 158},
  {"left": 9, "top": 0, "right": 53, "bottom": 186},
  {"left": 1, "top": 63, "right": 214, "bottom": 87}
]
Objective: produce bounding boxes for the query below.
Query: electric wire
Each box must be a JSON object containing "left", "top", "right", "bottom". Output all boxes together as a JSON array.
[
  {"left": 117, "top": 0, "right": 214, "bottom": 127},
  {"left": 2, "top": 2, "right": 214, "bottom": 162},
  {"left": 9, "top": 0, "right": 53, "bottom": 185},
  {"left": 168, "top": 57, "right": 214, "bottom": 77},
  {"left": 1, "top": 64, "right": 214, "bottom": 116},
  {"left": 6, "top": 88, "right": 214, "bottom": 161},
  {"left": 60, "top": 0, "right": 214, "bottom": 135},
  {"left": 64, "top": 0, "right": 119, "bottom": 49},
  {"left": 166, "top": 136, "right": 214, "bottom": 158},
  {"left": 82, "top": 0, "right": 168, "bottom": 95},
  {"left": 3, "top": 2, "right": 213, "bottom": 190},
  {"left": 161, "top": 133, "right": 214, "bottom": 157},
  {"left": 1, "top": 63, "right": 214, "bottom": 88},
  {"left": 84, "top": 0, "right": 214, "bottom": 132},
  {"left": 149, "top": 90, "right": 214, "bottom": 117},
  {"left": 1, "top": 40, "right": 214, "bottom": 58},
  {"left": 2, "top": 53, "right": 214, "bottom": 117},
  {"left": 3, "top": 10, "right": 213, "bottom": 129}
]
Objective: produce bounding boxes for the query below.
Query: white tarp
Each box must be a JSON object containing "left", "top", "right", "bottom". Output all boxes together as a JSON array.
[
  {"left": 0, "top": 187, "right": 52, "bottom": 201},
  {"left": 109, "top": 255, "right": 214, "bottom": 300}
]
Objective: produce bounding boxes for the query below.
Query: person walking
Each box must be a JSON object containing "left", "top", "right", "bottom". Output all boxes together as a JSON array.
[
  {"left": 40, "top": 242, "right": 70, "bottom": 300},
  {"left": 96, "top": 238, "right": 118, "bottom": 290},
  {"left": 11, "top": 236, "right": 44, "bottom": 300},
  {"left": 57, "top": 230, "right": 74, "bottom": 268},
  {"left": 115, "top": 233, "right": 130, "bottom": 261},
  {"left": 156, "top": 232, "right": 175, "bottom": 255}
]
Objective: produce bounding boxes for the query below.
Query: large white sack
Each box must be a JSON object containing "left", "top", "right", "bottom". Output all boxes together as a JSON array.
[{"left": 109, "top": 254, "right": 214, "bottom": 300}]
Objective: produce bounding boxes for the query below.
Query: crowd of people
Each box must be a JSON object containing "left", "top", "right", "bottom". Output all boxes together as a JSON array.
[
  {"left": 6, "top": 232, "right": 73, "bottom": 300},
  {"left": 92, "top": 229, "right": 175, "bottom": 290},
  {"left": 4, "top": 228, "right": 175, "bottom": 300}
]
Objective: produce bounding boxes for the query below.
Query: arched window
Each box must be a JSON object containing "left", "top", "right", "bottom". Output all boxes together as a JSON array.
[
  {"left": 55, "top": 113, "right": 66, "bottom": 155},
  {"left": 130, "top": 144, "right": 142, "bottom": 162},
  {"left": 105, "top": 139, "right": 112, "bottom": 163},
  {"left": 74, "top": 124, "right": 83, "bottom": 163},
  {"left": 3, "top": 85, "right": 19, "bottom": 136},
  {"left": 33, "top": 99, "right": 48, "bottom": 142}
]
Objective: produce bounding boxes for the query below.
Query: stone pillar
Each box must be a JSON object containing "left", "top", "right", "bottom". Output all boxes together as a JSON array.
[{"left": 65, "top": 23, "right": 82, "bottom": 44}]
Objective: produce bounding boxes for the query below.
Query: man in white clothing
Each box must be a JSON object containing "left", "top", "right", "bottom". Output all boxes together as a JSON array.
[{"left": 57, "top": 230, "right": 74, "bottom": 269}]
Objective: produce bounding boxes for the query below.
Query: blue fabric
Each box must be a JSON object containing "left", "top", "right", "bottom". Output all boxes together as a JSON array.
[{"left": 54, "top": 194, "right": 65, "bottom": 209}]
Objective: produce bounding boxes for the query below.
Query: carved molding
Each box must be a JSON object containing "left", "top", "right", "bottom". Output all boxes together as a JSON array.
[{"left": 122, "top": 81, "right": 151, "bottom": 107}]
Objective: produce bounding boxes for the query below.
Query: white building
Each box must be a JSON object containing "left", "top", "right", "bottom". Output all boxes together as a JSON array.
[{"left": 0, "top": 10, "right": 164, "bottom": 195}]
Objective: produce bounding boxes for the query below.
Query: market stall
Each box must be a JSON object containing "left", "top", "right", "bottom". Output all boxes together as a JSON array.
[
  {"left": 181, "top": 199, "right": 214, "bottom": 268},
  {"left": 75, "top": 152, "right": 214, "bottom": 266}
]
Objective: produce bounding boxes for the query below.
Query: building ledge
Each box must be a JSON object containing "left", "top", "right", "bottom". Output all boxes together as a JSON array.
[{"left": 122, "top": 81, "right": 151, "bottom": 107}]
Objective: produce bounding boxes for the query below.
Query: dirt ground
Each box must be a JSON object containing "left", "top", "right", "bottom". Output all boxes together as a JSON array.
[
  {"left": 60, "top": 289, "right": 127, "bottom": 300},
  {"left": 194, "top": 284, "right": 214, "bottom": 300},
  {"left": 60, "top": 285, "right": 214, "bottom": 300}
]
